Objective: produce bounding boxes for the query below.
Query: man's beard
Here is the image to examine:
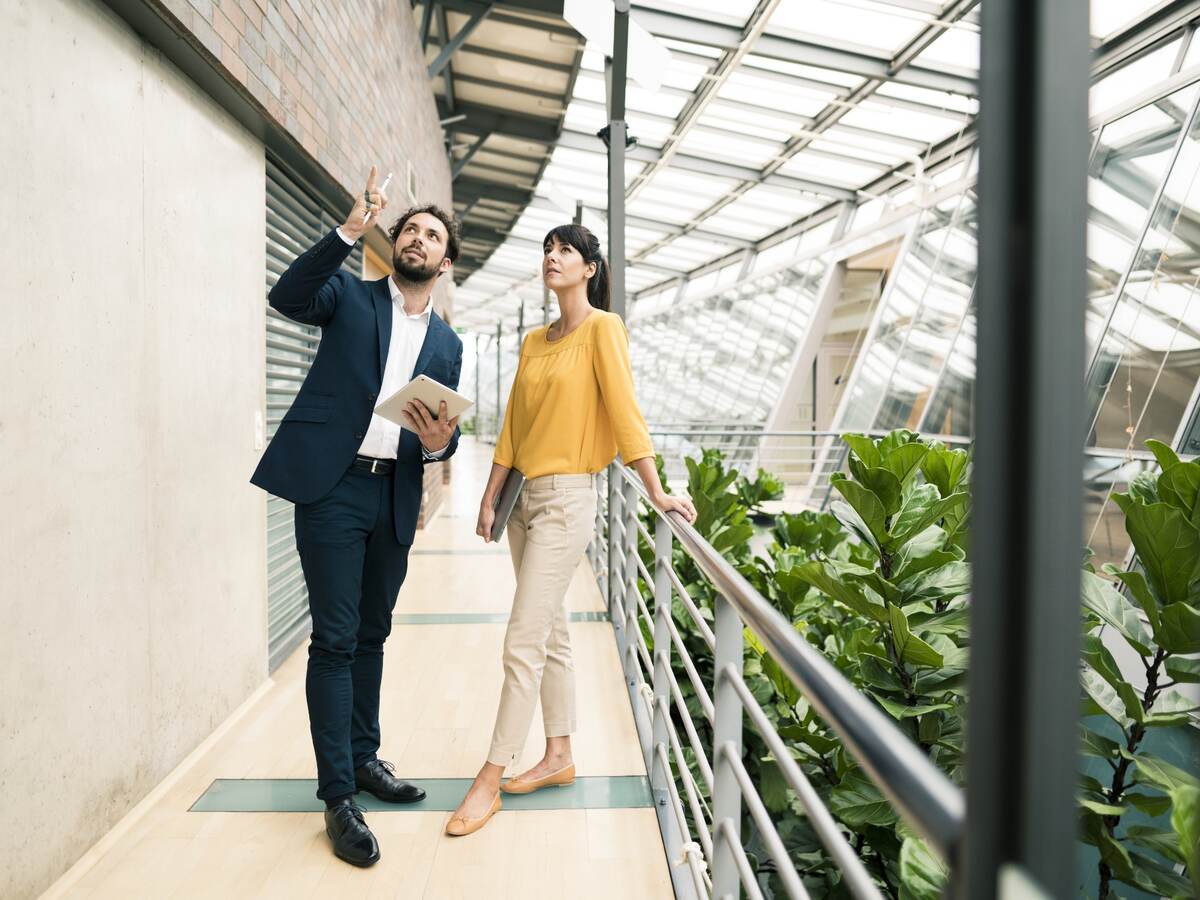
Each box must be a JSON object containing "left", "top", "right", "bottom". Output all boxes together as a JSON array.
[{"left": 392, "top": 248, "right": 441, "bottom": 283}]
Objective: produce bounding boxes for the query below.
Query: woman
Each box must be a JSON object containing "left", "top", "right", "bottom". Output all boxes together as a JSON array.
[{"left": 444, "top": 224, "right": 696, "bottom": 836}]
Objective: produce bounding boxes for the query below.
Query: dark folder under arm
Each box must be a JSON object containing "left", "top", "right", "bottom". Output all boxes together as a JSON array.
[{"left": 490, "top": 468, "right": 526, "bottom": 542}]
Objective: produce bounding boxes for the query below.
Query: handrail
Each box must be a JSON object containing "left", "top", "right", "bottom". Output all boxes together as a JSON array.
[
  {"left": 621, "top": 467, "right": 965, "bottom": 858},
  {"left": 597, "top": 460, "right": 966, "bottom": 897}
]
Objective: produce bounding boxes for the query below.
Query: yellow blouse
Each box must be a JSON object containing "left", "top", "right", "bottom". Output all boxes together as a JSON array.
[{"left": 493, "top": 310, "right": 654, "bottom": 478}]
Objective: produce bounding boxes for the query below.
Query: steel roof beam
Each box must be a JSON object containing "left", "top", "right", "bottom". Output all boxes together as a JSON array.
[{"left": 629, "top": 6, "right": 978, "bottom": 97}]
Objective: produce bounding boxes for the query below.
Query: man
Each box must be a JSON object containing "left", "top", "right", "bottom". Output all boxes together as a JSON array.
[{"left": 251, "top": 167, "right": 464, "bottom": 867}]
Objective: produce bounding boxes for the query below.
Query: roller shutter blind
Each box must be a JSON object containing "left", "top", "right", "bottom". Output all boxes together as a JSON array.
[{"left": 265, "top": 157, "right": 363, "bottom": 672}]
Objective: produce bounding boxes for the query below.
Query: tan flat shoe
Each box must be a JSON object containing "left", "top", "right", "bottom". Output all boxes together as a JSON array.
[
  {"left": 500, "top": 763, "right": 576, "bottom": 795},
  {"left": 445, "top": 793, "right": 501, "bottom": 837}
]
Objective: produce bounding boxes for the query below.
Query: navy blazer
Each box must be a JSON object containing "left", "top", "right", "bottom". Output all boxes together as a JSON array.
[{"left": 251, "top": 228, "right": 463, "bottom": 545}]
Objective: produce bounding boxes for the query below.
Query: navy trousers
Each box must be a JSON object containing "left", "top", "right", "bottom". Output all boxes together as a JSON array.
[{"left": 294, "top": 467, "right": 410, "bottom": 800}]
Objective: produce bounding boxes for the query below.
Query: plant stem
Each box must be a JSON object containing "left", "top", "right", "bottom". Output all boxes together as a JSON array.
[{"left": 1097, "top": 647, "right": 1168, "bottom": 899}]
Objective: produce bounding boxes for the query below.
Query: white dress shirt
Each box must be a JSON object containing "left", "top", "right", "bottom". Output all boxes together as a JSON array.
[{"left": 337, "top": 228, "right": 449, "bottom": 461}]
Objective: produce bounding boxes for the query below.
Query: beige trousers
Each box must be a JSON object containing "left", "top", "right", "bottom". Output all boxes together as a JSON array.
[{"left": 486, "top": 473, "right": 598, "bottom": 767}]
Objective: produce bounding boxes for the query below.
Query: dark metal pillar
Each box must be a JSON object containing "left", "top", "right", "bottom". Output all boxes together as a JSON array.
[
  {"left": 964, "top": 2, "right": 1089, "bottom": 898},
  {"left": 605, "top": 0, "right": 629, "bottom": 321},
  {"left": 604, "top": 1, "right": 630, "bottom": 611}
]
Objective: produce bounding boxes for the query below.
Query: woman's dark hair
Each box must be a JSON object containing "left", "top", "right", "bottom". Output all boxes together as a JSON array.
[
  {"left": 542, "top": 223, "right": 611, "bottom": 311},
  {"left": 389, "top": 204, "right": 461, "bottom": 263}
]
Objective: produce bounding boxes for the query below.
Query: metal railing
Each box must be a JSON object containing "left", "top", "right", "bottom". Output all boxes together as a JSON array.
[{"left": 587, "top": 463, "right": 965, "bottom": 900}]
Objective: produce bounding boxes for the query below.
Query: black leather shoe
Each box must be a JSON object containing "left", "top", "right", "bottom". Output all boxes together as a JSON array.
[
  {"left": 355, "top": 759, "right": 427, "bottom": 804},
  {"left": 324, "top": 800, "right": 380, "bottom": 868}
]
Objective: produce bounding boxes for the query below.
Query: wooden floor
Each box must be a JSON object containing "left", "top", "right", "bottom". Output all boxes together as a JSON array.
[{"left": 46, "top": 438, "right": 672, "bottom": 899}]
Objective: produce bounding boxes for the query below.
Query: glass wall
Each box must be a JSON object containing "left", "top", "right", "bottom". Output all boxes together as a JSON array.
[
  {"left": 826, "top": 79, "right": 1200, "bottom": 566},
  {"left": 630, "top": 251, "right": 831, "bottom": 423}
]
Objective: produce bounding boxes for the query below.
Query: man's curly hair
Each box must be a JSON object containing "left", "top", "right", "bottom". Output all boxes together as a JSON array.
[{"left": 387, "top": 204, "right": 461, "bottom": 264}]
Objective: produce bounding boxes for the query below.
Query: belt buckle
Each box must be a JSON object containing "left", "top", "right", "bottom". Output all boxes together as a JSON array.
[{"left": 370, "top": 458, "right": 383, "bottom": 474}]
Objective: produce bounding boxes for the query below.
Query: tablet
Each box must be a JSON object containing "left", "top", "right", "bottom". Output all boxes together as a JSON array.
[{"left": 375, "top": 374, "right": 474, "bottom": 433}]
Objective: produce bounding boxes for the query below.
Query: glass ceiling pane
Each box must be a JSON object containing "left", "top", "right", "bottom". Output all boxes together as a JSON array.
[
  {"left": 634, "top": 0, "right": 759, "bottom": 26},
  {"left": 740, "top": 54, "right": 864, "bottom": 89},
  {"left": 767, "top": 0, "right": 926, "bottom": 55},
  {"left": 677, "top": 126, "right": 783, "bottom": 168},
  {"left": 1090, "top": 0, "right": 1166, "bottom": 40},
  {"left": 839, "top": 99, "right": 970, "bottom": 143},
  {"left": 912, "top": 26, "right": 980, "bottom": 72},
  {"left": 779, "top": 148, "right": 890, "bottom": 187},
  {"left": 717, "top": 70, "right": 838, "bottom": 119}
]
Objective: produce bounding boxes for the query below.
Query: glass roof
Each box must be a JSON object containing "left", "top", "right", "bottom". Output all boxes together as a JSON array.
[{"left": 454, "top": 0, "right": 1192, "bottom": 374}]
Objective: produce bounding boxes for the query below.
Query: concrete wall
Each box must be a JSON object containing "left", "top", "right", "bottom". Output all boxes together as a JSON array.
[{"left": 0, "top": 2, "right": 266, "bottom": 896}]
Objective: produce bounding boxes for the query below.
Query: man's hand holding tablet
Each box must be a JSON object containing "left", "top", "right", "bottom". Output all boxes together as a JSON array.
[{"left": 375, "top": 374, "right": 473, "bottom": 453}]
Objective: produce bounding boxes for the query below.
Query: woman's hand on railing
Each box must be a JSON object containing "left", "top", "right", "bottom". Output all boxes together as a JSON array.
[{"left": 651, "top": 490, "right": 697, "bottom": 524}]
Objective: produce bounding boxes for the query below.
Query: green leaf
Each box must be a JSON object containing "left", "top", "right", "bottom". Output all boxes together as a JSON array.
[
  {"left": 1124, "top": 792, "right": 1172, "bottom": 816},
  {"left": 1080, "top": 570, "right": 1153, "bottom": 657},
  {"left": 881, "top": 442, "right": 929, "bottom": 486},
  {"left": 898, "top": 836, "right": 947, "bottom": 900},
  {"left": 889, "top": 605, "right": 944, "bottom": 667},
  {"left": 842, "top": 433, "right": 883, "bottom": 469},
  {"left": 1133, "top": 753, "right": 1200, "bottom": 793},
  {"left": 920, "top": 446, "right": 969, "bottom": 498},
  {"left": 1078, "top": 798, "right": 1126, "bottom": 816},
  {"left": 878, "top": 428, "right": 919, "bottom": 457},
  {"left": 1126, "top": 852, "right": 1195, "bottom": 896},
  {"left": 1169, "top": 783, "right": 1200, "bottom": 895},
  {"left": 1112, "top": 493, "right": 1200, "bottom": 608},
  {"left": 1081, "top": 636, "right": 1127, "bottom": 694},
  {"left": 870, "top": 693, "right": 954, "bottom": 720},
  {"left": 793, "top": 560, "right": 889, "bottom": 623},
  {"left": 1158, "top": 602, "right": 1200, "bottom": 653},
  {"left": 1165, "top": 655, "right": 1200, "bottom": 683},
  {"left": 758, "top": 758, "right": 792, "bottom": 813},
  {"left": 856, "top": 466, "right": 905, "bottom": 516},
  {"left": 1097, "top": 828, "right": 1138, "bottom": 884},
  {"left": 888, "top": 486, "right": 970, "bottom": 551},
  {"left": 892, "top": 526, "right": 960, "bottom": 582},
  {"left": 832, "top": 475, "right": 890, "bottom": 545},
  {"left": 1080, "top": 725, "right": 1122, "bottom": 760},
  {"left": 829, "top": 772, "right": 898, "bottom": 828},
  {"left": 1145, "top": 438, "right": 1181, "bottom": 472},
  {"left": 1103, "top": 567, "right": 1161, "bottom": 637},
  {"left": 1129, "top": 470, "right": 1160, "bottom": 506},
  {"left": 830, "top": 499, "right": 882, "bottom": 557},
  {"left": 1158, "top": 459, "right": 1200, "bottom": 517},
  {"left": 1082, "top": 667, "right": 1134, "bottom": 728},
  {"left": 898, "top": 561, "right": 971, "bottom": 606},
  {"left": 1144, "top": 688, "right": 1200, "bottom": 727},
  {"left": 1125, "top": 826, "right": 1186, "bottom": 866}
]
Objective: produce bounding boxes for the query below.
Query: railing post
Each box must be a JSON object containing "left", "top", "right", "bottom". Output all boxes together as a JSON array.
[
  {"left": 651, "top": 514, "right": 672, "bottom": 801},
  {"left": 710, "top": 593, "right": 745, "bottom": 900},
  {"left": 623, "top": 473, "right": 640, "bottom": 679},
  {"left": 607, "top": 465, "right": 620, "bottom": 617}
]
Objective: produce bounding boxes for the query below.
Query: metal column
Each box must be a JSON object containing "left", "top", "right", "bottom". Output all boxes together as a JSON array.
[
  {"left": 604, "top": 1, "right": 630, "bottom": 609},
  {"left": 605, "top": 0, "right": 629, "bottom": 321},
  {"left": 964, "top": 2, "right": 1088, "bottom": 898}
]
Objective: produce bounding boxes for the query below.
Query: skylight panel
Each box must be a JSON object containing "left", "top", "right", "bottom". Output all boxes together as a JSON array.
[
  {"left": 718, "top": 71, "right": 836, "bottom": 118},
  {"left": 740, "top": 54, "right": 863, "bottom": 88},
  {"left": 767, "top": 0, "right": 925, "bottom": 55},
  {"left": 839, "top": 99, "right": 969, "bottom": 143},
  {"left": 678, "top": 127, "right": 783, "bottom": 168},
  {"left": 912, "top": 27, "right": 979, "bottom": 73},
  {"left": 873, "top": 82, "right": 978, "bottom": 115},
  {"left": 1090, "top": 0, "right": 1166, "bottom": 41},
  {"left": 779, "top": 149, "right": 887, "bottom": 188}
]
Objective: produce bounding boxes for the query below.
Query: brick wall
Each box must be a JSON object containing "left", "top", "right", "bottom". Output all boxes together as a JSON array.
[{"left": 150, "top": 0, "right": 456, "bottom": 521}]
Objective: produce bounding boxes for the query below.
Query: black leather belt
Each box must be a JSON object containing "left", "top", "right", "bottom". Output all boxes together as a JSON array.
[{"left": 352, "top": 455, "right": 395, "bottom": 476}]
